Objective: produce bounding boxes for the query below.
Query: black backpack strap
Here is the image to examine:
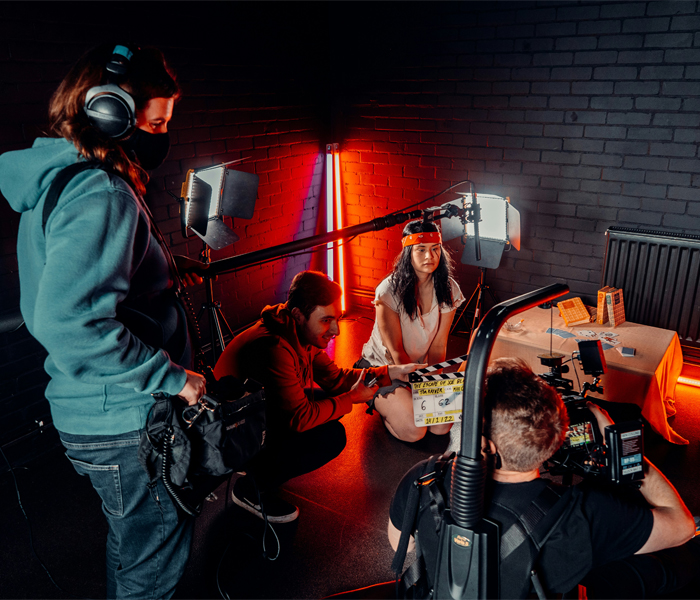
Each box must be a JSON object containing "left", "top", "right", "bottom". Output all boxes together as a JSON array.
[
  {"left": 41, "top": 159, "right": 187, "bottom": 300},
  {"left": 391, "top": 454, "right": 440, "bottom": 575},
  {"left": 498, "top": 481, "right": 571, "bottom": 600},
  {"left": 392, "top": 453, "right": 454, "bottom": 598},
  {"left": 499, "top": 482, "right": 566, "bottom": 561},
  {"left": 39, "top": 160, "right": 203, "bottom": 363},
  {"left": 42, "top": 161, "right": 104, "bottom": 236}
]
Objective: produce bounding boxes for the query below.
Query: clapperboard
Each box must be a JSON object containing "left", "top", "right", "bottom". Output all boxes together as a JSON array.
[{"left": 409, "top": 354, "right": 467, "bottom": 427}]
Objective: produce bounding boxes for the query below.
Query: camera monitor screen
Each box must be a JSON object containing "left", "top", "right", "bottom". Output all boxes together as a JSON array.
[{"left": 565, "top": 421, "right": 596, "bottom": 449}]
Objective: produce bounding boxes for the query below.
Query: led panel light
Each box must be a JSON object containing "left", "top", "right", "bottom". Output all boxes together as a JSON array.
[
  {"left": 180, "top": 164, "right": 259, "bottom": 250},
  {"left": 441, "top": 194, "right": 520, "bottom": 269}
]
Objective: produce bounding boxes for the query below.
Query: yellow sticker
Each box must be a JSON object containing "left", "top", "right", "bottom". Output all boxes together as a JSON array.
[{"left": 425, "top": 416, "right": 454, "bottom": 424}]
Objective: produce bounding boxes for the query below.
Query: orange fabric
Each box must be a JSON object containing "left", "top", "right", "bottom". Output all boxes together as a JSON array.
[
  {"left": 491, "top": 306, "right": 687, "bottom": 445},
  {"left": 401, "top": 231, "right": 442, "bottom": 247}
]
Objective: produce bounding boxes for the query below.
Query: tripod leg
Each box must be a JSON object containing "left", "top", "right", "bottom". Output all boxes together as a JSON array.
[
  {"left": 213, "top": 305, "right": 234, "bottom": 340},
  {"left": 210, "top": 306, "right": 226, "bottom": 362},
  {"left": 484, "top": 283, "right": 499, "bottom": 305},
  {"left": 451, "top": 284, "right": 481, "bottom": 334},
  {"left": 463, "top": 267, "right": 487, "bottom": 335},
  {"left": 202, "top": 276, "right": 228, "bottom": 363},
  {"left": 470, "top": 285, "right": 484, "bottom": 334}
]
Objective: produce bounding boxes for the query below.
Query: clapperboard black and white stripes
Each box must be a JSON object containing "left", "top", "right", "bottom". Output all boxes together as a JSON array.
[
  {"left": 408, "top": 354, "right": 468, "bottom": 382},
  {"left": 410, "top": 354, "right": 468, "bottom": 426}
]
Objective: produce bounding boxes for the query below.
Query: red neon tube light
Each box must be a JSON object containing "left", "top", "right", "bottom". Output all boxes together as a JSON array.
[{"left": 333, "top": 145, "right": 346, "bottom": 312}]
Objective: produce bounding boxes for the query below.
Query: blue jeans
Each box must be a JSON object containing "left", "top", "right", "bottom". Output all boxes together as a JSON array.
[{"left": 59, "top": 430, "right": 194, "bottom": 599}]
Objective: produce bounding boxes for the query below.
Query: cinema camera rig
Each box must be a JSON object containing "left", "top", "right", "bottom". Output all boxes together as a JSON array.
[{"left": 538, "top": 341, "right": 645, "bottom": 487}]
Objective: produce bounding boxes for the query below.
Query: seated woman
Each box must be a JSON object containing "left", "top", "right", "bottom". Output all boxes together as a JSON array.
[{"left": 358, "top": 220, "right": 464, "bottom": 442}]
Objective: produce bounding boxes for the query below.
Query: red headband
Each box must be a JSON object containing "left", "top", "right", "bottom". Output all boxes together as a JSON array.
[{"left": 401, "top": 231, "right": 442, "bottom": 247}]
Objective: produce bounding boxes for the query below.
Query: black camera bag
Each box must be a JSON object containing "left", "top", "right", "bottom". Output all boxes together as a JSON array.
[{"left": 137, "top": 377, "right": 266, "bottom": 516}]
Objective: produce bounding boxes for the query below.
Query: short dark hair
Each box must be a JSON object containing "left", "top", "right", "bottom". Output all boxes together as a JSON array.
[
  {"left": 287, "top": 271, "right": 342, "bottom": 318},
  {"left": 484, "top": 358, "right": 569, "bottom": 472}
]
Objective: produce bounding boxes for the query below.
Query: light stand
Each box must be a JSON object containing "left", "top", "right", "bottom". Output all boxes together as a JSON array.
[
  {"left": 176, "top": 162, "right": 260, "bottom": 364},
  {"left": 453, "top": 267, "right": 500, "bottom": 337},
  {"left": 198, "top": 243, "right": 234, "bottom": 362}
]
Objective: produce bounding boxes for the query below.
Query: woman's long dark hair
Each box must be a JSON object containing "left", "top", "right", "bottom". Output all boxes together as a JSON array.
[
  {"left": 389, "top": 220, "right": 456, "bottom": 319},
  {"left": 48, "top": 43, "right": 180, "bottom": 195}
]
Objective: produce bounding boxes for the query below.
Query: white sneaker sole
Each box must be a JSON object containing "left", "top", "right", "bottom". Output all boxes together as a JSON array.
[{"left": 231, "top": 492, "right": 299, "bottom": 524}]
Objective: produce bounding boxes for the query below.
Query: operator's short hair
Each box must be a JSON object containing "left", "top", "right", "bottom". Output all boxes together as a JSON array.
[
  {"left": 484, "top": 357, "right": 569, "bottom": 472},
  {"left": 287, "top": 270, "right": 342, "bottom": 319}
]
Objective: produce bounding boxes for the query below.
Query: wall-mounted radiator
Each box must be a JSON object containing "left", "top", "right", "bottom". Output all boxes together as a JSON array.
[{"left": 602, "top": 227, "right": 700, "bottom": 363}]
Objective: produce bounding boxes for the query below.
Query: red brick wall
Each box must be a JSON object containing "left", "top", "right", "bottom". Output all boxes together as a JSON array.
[{"left": 4, "top": 2, "right": 700, "bottom": 448}]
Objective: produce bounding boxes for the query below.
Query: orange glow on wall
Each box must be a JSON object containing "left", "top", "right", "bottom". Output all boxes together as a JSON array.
[{"left": 326, "top": 143, "right": 346, "bottom": 311}]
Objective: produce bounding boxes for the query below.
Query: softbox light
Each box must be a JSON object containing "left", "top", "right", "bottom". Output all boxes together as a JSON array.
[
  {"left": 441, "top": 193, "right": 520, "bottom": 269},
  {"left": 180, "top": 164, "right": 259, "bottom": 250}
]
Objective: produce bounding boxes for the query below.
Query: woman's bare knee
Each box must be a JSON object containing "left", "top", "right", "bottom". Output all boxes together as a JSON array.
[
  {"left": 384, "top": 418, "right": 427, "bottom": 443},
  {"left": 429, "top": 423, "right": 453, "bottom": 436},
  {"left": 375, "top": 388, "right": 427, "bottom": 443}
]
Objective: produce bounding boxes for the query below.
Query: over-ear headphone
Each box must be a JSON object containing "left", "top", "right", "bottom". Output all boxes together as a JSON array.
[{"left": 84, "top": 45, "right": 138, "bottom": 139}]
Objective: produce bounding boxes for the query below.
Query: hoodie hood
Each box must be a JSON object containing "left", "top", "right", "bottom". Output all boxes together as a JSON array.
[
  {"left": 0, "top": 138, "right": 79, "bottom": 213},
  {"left": 260, "top": 302, "right": 307, "bottom": 357}
]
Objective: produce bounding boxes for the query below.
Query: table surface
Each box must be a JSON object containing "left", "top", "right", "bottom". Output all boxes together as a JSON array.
[{"left": 491, "top": 306, "right": 686, "bottom": 444}]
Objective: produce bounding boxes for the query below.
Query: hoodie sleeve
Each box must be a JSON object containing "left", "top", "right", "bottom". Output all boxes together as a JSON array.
[
  {"left": 33, "top": 175, "right": 186, "bottom": 395},
  {"left": 312, "top": 351, "right": 390, "bottom": 397},
  {"left": 261, "top": 342, "right": 357, "bottom": 433}
]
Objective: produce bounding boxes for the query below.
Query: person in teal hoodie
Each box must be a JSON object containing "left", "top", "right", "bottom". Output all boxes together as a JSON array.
[{"left": 0, "top": 44, "right": 206, "bottom": 599}]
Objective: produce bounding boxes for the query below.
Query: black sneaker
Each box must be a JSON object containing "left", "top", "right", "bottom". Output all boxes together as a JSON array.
[{"left": 232, "top": 478, "right": 299, "bottom": 523}]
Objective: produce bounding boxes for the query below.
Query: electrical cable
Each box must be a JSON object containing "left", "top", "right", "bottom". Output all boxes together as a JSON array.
[
  {"left": 0, "top": 445, "right": 90, "bottom": 600},
  {"left": 570, "top": 352, "right": 582, "bottom": 391},
  {"left": 214, "top": 475, "right": 281, "bottom": 598},
  {"left": 251, "top": 479, "right": 280, "bottom": 562},
  {"left": 381, "top": 179, "right": 474, "bottom": 219}
]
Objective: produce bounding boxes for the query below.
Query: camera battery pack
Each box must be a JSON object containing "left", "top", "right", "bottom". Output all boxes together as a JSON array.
[{"left": 605, "top": 422, "right": 645, "bottom": 485}]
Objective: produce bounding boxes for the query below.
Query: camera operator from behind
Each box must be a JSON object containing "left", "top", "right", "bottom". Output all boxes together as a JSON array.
[{"left": 389, "top": 357, "right": 699, "bottom": 598}]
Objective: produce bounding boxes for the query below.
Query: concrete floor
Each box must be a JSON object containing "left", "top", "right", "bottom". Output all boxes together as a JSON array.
[{"left": 2, "top": 306, "right": 699, "bottom": 599}]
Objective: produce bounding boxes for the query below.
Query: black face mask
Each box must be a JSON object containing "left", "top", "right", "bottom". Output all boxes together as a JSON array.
[{"left": 122, "top": 128, "right": 170, "bottom": 171}]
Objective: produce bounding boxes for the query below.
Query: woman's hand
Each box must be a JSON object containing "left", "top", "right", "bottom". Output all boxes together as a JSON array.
[
  {"left": 388, "top": 363, "right": 428, "bottom": 381},
  {"left": 173, "top": 255, "right": 207, "bottom": 287},
  {"left": 177, "top": 369, "right": 207, "bottom": 406}
]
